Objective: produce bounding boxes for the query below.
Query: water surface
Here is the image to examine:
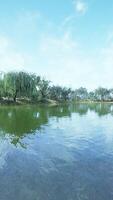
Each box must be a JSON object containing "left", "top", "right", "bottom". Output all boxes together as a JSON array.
[{"left": 0, "top": 103, "right": 113, "bottom": 200}]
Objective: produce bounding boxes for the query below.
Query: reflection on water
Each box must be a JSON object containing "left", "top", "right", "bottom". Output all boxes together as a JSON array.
[{"left": 0, "top": 103, "right": 113, "bottom": 200}]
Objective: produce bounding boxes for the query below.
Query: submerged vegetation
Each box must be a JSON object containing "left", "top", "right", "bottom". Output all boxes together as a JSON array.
[{"left": 0, "top": 71, "right": 113, "bottom": 104}]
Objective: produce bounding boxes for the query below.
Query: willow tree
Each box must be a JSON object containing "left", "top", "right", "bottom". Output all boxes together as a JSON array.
[
  {"left": 0, "top": 79, "right": 4, "bottom": 98},
  {"left": 4, "top": 72, "right": 36, "bottom": 102},
  {"left": 37, "top": 79, "right": 50, "bottom": 101}
]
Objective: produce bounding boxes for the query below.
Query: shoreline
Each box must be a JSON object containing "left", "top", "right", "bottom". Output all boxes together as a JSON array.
[
  {"left": 0, "top": 99, "right": 113, "bottom": 106},
  {"left": 0, "top": 99, "right": 59, "bottom": 106}
]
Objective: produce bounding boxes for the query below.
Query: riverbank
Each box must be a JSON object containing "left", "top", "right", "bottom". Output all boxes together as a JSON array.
[
  {"left": 0, "top": 98, "right": 113, "bottom": 106},
  {"left": 75, "top": 100, "right": 113, "bottom": 104},
  {"left": 0, "top": 98, "right": 59, "bottom": 106}
]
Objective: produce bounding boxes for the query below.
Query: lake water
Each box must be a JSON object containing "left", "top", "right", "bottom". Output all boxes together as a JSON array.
[{"left": 0, "top": 103, "right": 113, "bottom": 200}]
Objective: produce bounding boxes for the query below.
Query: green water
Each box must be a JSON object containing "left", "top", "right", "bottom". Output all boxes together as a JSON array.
[{"left": 0, "top": 103, "right": 113, "bottom": 200}]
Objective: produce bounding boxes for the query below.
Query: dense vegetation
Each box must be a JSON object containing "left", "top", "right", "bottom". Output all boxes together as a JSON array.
[{"left": 0, "top": 71, "right": 113, "bottom": 104}]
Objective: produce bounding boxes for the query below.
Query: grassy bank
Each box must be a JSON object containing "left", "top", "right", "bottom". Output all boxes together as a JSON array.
[
  {"left": 0, "top": 98, "right": 59, "bottom": 106},
  {"left": 1, "top": 98, "right": 113, "bottom": 106}
]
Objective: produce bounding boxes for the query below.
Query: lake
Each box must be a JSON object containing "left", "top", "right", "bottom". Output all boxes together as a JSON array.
[{"left": 0, "top": 103, "right": 113, "bottom": 200}]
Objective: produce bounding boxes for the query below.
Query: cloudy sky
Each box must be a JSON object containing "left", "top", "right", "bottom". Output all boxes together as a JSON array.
[{"left": 0, "top": 0, "right": 113, "bottom": 89}]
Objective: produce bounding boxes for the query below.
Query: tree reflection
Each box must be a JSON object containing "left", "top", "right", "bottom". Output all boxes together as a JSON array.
[{"left": 0, "top": 103, "right": 113, "bottom": 146}]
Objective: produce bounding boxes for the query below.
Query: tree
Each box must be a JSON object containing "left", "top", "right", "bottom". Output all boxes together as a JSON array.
[
  {"left": 0, "top": 70, "right": 113, "bottom": 103},
  {"left": 37, "top": 79, "right": 50, "bottom": 101},
  {"left": 61, "top": 87, "right": 72, "bottom": 101},
  {"left": 109, "top": 89, "right": 113, "bottom": 101},
  {"left": 95, "top": 87, "right": 110, "bottom": 101},
  {"left": 4, "top": 72, "right": 36, "bottom": 102},
  {"left": 88, "top": 91, "right": 96, "bottom": 101},
  {"left": 49, "top": 86, "right": 72, "bottom": 101},
  {"left": 49, "top": 86, "right": 62, "bottom": 101},
  {"left": 75, "top": 87, "right": 88, "bottom": 100},
  {"left": 0, "top": 72, "right": 5, "bottom": 98}
]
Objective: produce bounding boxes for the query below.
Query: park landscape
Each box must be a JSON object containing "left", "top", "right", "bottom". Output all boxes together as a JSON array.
[
  {"left": 0, "top": 71, "right": 113, "bottom": 104},
  {"left": 0, "top": 0, "right": 113, "bottom": 199}
]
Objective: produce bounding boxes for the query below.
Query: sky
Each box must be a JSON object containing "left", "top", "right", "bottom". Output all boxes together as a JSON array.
[{"left": 0, "top": 0, "right": 113, "bottom": 90}]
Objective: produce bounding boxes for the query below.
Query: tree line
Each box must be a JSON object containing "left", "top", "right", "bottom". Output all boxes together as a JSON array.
[{"left": 0, "top": 71, "right": 113, "bottom": 103}]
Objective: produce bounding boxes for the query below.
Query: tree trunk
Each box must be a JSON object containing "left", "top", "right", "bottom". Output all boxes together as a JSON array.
[
  {"left": 13, "top": 90, "right": 18, "bottom": 102},
  {"left": 13, "top": 94, "right": 16, "bottom": 102}
]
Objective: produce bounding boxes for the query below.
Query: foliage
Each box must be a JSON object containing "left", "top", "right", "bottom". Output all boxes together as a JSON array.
[
  {"left": 49, "top": 86, "right": 71, "bottom": 101},
  {"left": 0, "top": 71, "right": 113, "bottom": 103}
]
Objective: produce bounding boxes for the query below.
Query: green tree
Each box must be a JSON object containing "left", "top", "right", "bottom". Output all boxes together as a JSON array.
[
  {"left": 95, "top": 87, "right": 110, "bottom": 101},
  {"left": 37, "top": 79, "right": 50, "bottom": 101},
  {"left": 61, "top": 87, "right": 72, "bottom": 101},
  {"left": 88, "top": 91, "right": 96, "bottom": 101},
  {"left": 4, "top": 72, "right": 36, "bottom": 102},
  {"left": 75, "top": 87, "right": 88, "bottom": 100}
]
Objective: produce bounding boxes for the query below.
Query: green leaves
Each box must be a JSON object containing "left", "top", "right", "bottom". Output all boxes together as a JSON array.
[
  {"left": 0, "top": 71, "right": 112, "bottom": 103},
  {"left": 2, "top": 72, "right": 41, "bottom": 102}
]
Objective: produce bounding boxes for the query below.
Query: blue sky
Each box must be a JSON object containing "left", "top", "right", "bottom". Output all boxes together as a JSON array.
[{"left": 0, "top": 0, "right": 113, "bottom": 89}]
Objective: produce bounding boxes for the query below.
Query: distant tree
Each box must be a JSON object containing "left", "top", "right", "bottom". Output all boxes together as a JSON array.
[
  {"left": 95, "top": 87, "right": 110, "bottom": 101},
  {"left": 109, "top": 89, "right": 113, "bottom": 101},
  {"left": 76, "top": 87, "right": 88, "bottom": 100},
  {"left": 88, "top": 91, "right": 96, "bottom": 101},
  {"left": 37, "top": 79, "right": 50, "bottom": 101},
  {"left": 49, "top": 86, "right": 71, "bottom": 101},
  {"left": 61, "top": 87, "right": 72, "bottom": 101},
  {"left": 49, "top": 86, "right": 62, "bottom": 101},
  {"left": 0, "top": 70, "right": 113, "bottom": 103}
]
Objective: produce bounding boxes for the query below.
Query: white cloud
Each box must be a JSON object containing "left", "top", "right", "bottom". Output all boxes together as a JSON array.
[
  {"left": 0, "top": 36, "right": 26, "bottom": 72},
  {"left": 62, "top": 0, "right": 88, "bottom": 29},
  {"left": 0, "top": 32, "right": 113, "bottom": 90},
  {"left": 28, "top": 30, "right": 113, "bottom": 90},
  {"left": 29, "top": 33, "right": 99, "bottom": 89},
  {"left": 0, "top": 10, "right": 113, "bottom": 90},
  {"left": 0, "top": 138, "right": 11, "bottom": 169},
  {"left": 62, "top": 15, "right": 75, "bottom": 27},
  {"left": 74, "top": 0, "right": 88, "bottom": 15}
]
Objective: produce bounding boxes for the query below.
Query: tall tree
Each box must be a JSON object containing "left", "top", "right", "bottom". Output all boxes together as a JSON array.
[
  {"left": 95, "top": 87, "right": 110, "bottom": 101},
  {"left": 37, "top": 79, "right": 50, "bottom": 101},
  {"left": 75, "top": 87, "right": 88, "bottom": 100},
  {"left": 4, "top": 72, "right": 36, "bottom": 102}
]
